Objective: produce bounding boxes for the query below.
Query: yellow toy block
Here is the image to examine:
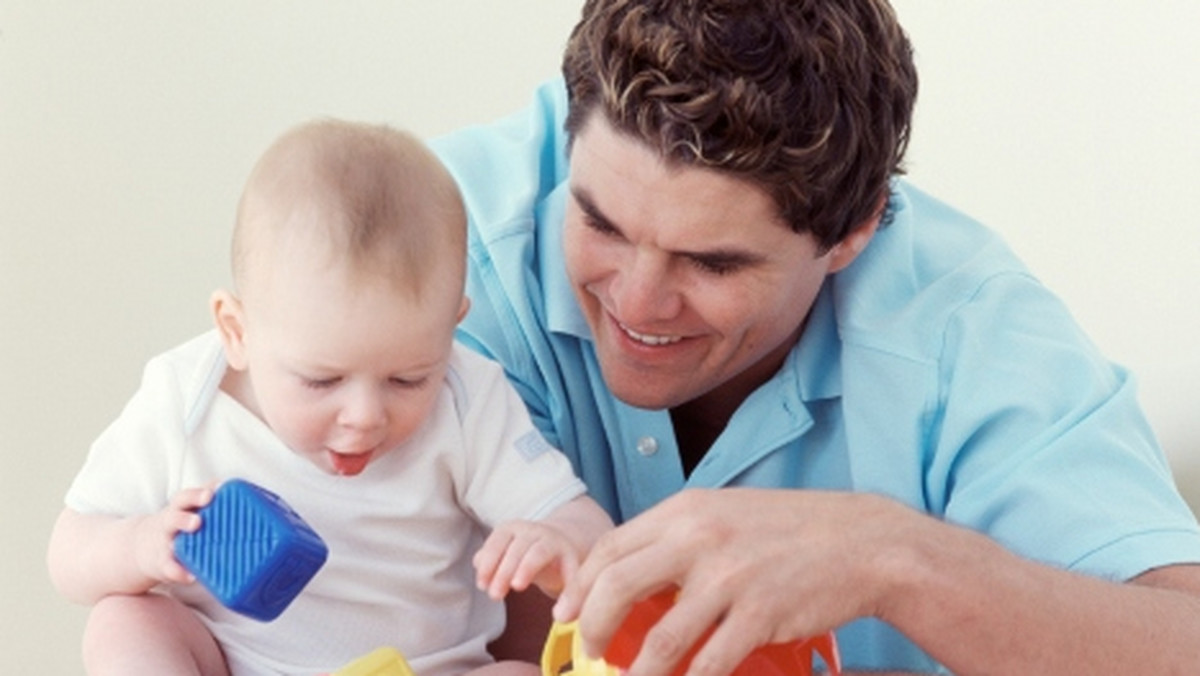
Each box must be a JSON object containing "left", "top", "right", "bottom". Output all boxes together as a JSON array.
[
  {"left": 331, "top": 647, "right": 415, "bottom": 676},
  {"left": 542, "top": 621, "right": 619, "bottom": 676}
]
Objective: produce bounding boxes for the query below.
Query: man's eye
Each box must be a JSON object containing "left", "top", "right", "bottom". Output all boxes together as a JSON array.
[
  {"left": 582, "top": 213, "right": 619, "bottom": 237},
  {"left": 689, "top": 257, "right": 740, "bottom": 276}
]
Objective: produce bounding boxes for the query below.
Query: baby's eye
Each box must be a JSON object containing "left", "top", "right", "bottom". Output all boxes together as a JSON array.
[
  {"left": 303, "top": 377, "right": 341, "bottom": 389},
  {"left": 389, "top": 376, "right": 427, "bottom": 389}
]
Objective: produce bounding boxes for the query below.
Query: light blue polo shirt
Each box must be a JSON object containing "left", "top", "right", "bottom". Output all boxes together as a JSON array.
[{"left": 430, "top": 78, "right": 1200, "bottom": 672}]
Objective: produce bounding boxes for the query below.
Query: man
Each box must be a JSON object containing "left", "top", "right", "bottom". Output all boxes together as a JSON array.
[{"left": 431, "top": 0, "right": 1200, "bottom": 673}]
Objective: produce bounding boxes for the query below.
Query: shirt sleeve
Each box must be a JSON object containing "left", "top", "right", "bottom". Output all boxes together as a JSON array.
[
  {"left": 430, "top": 78, "right": 572, "bottom": 450},
  {"left": 428, "top": 78, "right": 570, "bottom": 226},
  {"left": 933, "top": 272, "right": 1200, "bottom": 579}
]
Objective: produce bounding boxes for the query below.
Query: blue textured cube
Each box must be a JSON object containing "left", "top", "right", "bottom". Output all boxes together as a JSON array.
[{"left": 174, "top": 479, "right": 328, "bottom": 621}]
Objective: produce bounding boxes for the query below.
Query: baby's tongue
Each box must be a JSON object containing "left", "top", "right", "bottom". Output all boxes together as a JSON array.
[{"left": 329, "top": 451, "right": 371, "bottom": 476}]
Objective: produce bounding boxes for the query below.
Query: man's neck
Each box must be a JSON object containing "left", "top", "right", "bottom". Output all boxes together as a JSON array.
[
  {"left": 668, "top": 322, "right": 805, "bottom": 477},
  {"left": 670, "top": 402, "right": 726, "bottom": 477}
]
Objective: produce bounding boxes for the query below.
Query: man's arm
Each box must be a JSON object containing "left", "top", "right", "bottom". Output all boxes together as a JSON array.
[{"left": 877, "top": 515, "right": 1200, "bottom": 675}]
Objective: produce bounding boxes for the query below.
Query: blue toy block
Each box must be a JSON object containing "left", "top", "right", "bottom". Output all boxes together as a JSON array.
[{"left": 174, "top": 479, "right": 328, "bottom": 621}]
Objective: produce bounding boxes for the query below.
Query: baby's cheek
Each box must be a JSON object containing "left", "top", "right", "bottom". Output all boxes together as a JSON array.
[{"left": 271, "top": 406, "right": 334, "bottom": 454}]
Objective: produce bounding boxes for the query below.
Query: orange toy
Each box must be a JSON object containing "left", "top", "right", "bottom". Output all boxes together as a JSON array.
[{"left": 542, "top": 589, "right": 840, "bottom": 676}]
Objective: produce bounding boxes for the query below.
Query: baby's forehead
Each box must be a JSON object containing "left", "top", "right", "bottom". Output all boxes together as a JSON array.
[
  {"left": 233, "top": 121, "right": 466, "bottom": 293},
  {"left": 240, "top": 210, "right": 463, "bottom": 299}
]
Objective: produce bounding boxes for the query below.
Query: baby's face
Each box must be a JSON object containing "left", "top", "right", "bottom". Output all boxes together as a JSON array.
[{"left": 237, "top": 260, "right": 465, "bottom": 476}]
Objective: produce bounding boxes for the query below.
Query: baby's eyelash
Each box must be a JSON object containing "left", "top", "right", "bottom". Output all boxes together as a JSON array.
[{"left": 389, "top": 377, "right": 427, "bottom": 389}]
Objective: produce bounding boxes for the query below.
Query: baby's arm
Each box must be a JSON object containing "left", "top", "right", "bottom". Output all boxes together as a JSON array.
[
  {"left": 474, "top": 495, "right": 614, "bottom": 601},
  {"left": 47, "top": 486, "right": 213, "bottom": 604}
]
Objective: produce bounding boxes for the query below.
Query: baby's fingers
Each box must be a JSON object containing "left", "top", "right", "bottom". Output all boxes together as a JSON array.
[
  {"left": 474, "top": 529, "right": 515, "bottom": 593},
  {"left": 518, "top": 541, "right": 575, "bottom": 598},
  {"left": 170, "top": 485, "right": 215, "bottom": 512},
  {"left": 486, "top": 536, "right": 536, "bottom": 600},
  {"left": 166, "top": 509, "right": 203, "bottom": 535},
  {"left": 160, "top": 557, "right": 196, "bottom": 585}
]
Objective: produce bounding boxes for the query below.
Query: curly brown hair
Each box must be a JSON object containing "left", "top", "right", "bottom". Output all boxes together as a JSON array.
[{"left": 562, "top": 0, "right": 917, "bottom": 250}]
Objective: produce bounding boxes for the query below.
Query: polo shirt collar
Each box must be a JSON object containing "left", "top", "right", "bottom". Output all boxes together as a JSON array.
[{"left": 539, "top": 182, "right": 592, "bottom": 339}]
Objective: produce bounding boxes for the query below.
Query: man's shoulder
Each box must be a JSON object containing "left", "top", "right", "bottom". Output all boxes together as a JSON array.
[{"left": 831, "top": 182, "right": 1040, "bottom": 360}]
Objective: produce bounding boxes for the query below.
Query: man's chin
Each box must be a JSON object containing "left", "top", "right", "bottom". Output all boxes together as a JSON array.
[{"left": 606, "top": 378, "right": 690, "bottom": 412}]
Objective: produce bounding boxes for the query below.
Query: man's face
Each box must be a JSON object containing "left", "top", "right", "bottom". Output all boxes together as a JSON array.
[{"left": 563, "top": 115, "right": 867, "bottom": 413}]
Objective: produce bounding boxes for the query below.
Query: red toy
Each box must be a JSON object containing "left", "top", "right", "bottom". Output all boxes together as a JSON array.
[{"left": 543, "top": 588, "right": 840, "bottom": 675}]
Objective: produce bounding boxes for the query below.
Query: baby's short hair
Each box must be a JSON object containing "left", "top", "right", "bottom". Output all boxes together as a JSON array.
[{"left": 232, "top": 119, "right": 466, "bottom": 301}]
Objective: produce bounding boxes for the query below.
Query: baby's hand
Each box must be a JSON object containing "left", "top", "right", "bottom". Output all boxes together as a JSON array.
[
  {"left": 134, "top": 485, "right": 214, "bottom": 586},
  {"left": 474, "top": 520, "right": 581, "bottom": 600}
]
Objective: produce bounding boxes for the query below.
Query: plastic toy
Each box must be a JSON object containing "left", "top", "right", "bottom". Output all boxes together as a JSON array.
[
  {"left": 173, "top": 478, "right": 328, "bottom": 621},
  {"left": 328, "top": 647, "right": 415, "bottom": 676},
  {"left": 542, "top": 589, "right": 841, "bottom": 676}
]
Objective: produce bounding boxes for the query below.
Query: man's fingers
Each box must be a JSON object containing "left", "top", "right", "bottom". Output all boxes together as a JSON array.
[
  {"left": 573, "top": 542, "right": 690, "bottom": 659},
  {"left": 676, "top": 607, "right": 765, "bottom": 676},
  {"left": 556, "top": 508, "right": 673, "bottom": 622},
  {"left": 621, "top": 587, "right": 731, "bottom": 676}
]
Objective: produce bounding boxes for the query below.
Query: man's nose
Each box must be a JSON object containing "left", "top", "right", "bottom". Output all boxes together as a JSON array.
[{"left": 609, "top": 250, "right": 681, "bottom": 325}]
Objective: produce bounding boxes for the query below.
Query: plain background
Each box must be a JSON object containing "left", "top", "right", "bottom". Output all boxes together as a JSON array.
[{"left": 3, "top": 2, "right": 1198, "bottom": 671}]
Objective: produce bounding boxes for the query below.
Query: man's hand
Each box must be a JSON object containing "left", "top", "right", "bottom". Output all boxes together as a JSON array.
[{"left": 554, "top": 488, "right": 928, "bottom": 676}]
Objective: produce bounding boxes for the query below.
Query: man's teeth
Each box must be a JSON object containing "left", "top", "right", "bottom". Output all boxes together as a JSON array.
[{"left": 621, "top": 324, "right": 682, "bottom": 346}]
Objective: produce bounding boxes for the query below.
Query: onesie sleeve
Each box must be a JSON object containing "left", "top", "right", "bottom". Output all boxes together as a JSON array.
[
  {"left": 449, "top": 348, "right": 586, "bottom": 527},
  {"left": 64, "top": 346, "right": 195, "bottom": 517}
]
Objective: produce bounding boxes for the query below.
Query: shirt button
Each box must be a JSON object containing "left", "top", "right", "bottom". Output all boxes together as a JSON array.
[{"left": 636, "top": 436, "right": 659, "bottom": 457}]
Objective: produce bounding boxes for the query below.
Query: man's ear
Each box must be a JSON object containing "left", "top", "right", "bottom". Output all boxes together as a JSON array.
[
  {"left": 211, "top": 289, "right": 249, "bottom": 371},
  {"left": 826, "top": 194, "right": 886, "bottom": 273}
]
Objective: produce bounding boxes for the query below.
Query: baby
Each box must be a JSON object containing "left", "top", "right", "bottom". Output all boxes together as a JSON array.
[{"left": 47, "top": 120, "right": 613, "bottom": 675}]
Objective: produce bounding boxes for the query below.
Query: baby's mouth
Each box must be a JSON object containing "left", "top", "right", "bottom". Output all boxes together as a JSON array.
[{"left": 327, "top": 449, "right": 372, "bottom": 476}]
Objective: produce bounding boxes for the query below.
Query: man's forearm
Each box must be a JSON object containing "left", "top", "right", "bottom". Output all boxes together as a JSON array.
[{"left": 877, "top": 516, "right": 1200, "bottom": 674}]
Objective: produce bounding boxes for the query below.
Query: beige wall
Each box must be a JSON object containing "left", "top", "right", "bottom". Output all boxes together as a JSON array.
[{"left": 3, "top": 2, "right": 1197, "bottom": 671}]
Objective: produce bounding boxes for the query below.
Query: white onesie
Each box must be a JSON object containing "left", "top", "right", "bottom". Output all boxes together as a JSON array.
[{"left": 65, "top": 331, "right": 587, "bottom": 675}]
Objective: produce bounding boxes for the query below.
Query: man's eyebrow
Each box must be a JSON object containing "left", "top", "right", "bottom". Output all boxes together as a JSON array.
[
  {"left": 570, "top": 184, "right": 768, "bottom": 268},
  {"left": 571, "top": 187, "right": 621, "bottom": 234}
]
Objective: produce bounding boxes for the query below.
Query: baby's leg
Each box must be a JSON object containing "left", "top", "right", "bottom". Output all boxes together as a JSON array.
[
  {"left": 464, "top": 660, "right": 542, "bottom": 676},
  {"left": 82, "top": 593, "right": 228, "bottom": 676}
]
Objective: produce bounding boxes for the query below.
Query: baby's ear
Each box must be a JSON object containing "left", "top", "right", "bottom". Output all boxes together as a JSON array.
[
  {"left": 456, "top": 295, "right": 471, "bottom": 324},
  {"left": 211, "top": 289, "right": 249, "bottom": 370}
]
